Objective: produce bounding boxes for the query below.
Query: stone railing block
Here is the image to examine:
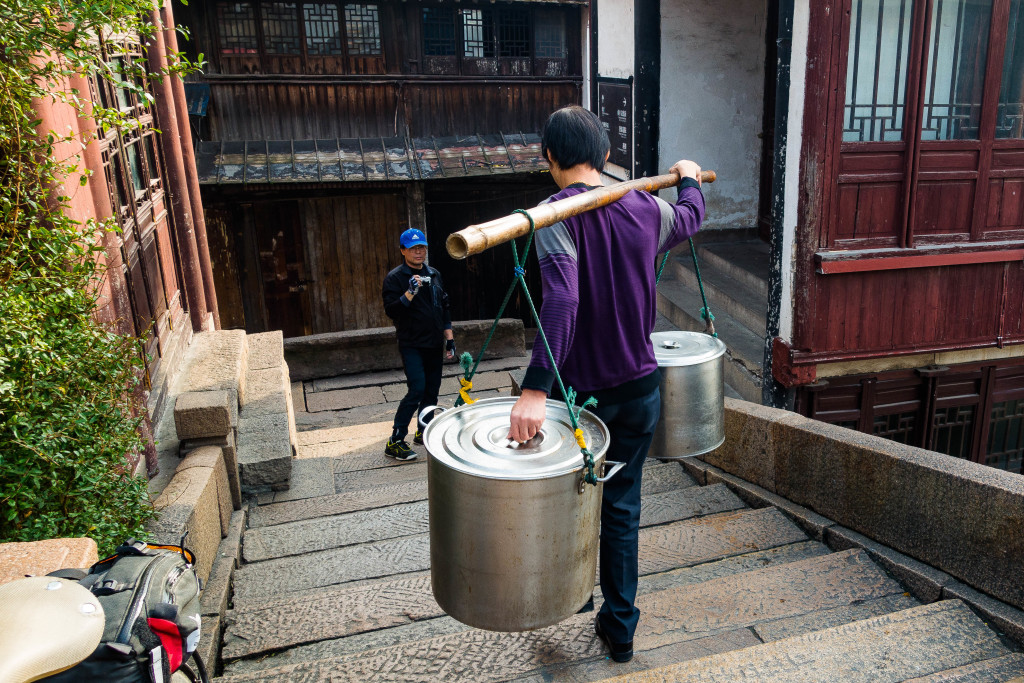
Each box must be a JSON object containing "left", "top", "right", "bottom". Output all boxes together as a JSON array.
[
  {"left": 178, "top": 330, "right": 249, "bottom": 404},
  {"left": 181, "top": 431, "right": 241, "bottom": 511},
  {"left": 237, "top": 412, "right": 292, "bottom": 489},
  {"left": 247, "top": 330, "right": 284, "bottom": 371},
  {"left": 0, "top": 538, "right": 99, "bottom": 585},
  {"left": 148, "top": 463, "right": 223, "bottom": 583},
  {"left": 174, "top": 390, "right": 236, "bottom": 441},
  {"left": 703, "top": 398, "right": 1024, "bottom": 612}
]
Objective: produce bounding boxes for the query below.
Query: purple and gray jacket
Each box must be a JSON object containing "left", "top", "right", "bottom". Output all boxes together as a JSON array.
[{"left": 521, "top": 178, "right": 705, "bottom": 404}]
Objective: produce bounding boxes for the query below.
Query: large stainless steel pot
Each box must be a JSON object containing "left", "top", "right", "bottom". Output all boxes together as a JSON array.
[
  {"left": 649, "top": 331, "right": 726, "bottom": 460},
  {"left": 420, "top": 396, "right": 619, "bottom": 632}
]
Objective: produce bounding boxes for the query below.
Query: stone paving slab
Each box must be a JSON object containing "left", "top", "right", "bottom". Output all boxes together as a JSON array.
[
  {"left": 249, "top": 480, "right": 428, "bottom": 528},
  {"left": 225, "top": 541, "right": 830, "bottom": 666},
  {"left": 752, "top": 593, "right": 919, "bottom": 642},
  {"left": 600, "top": 601, "right": 1007, "bottom": 683},
  {"left": 904, "top": 653, "right": 1024, "bottom": 682},
  {"left": 510, "top": 630, "right": 764, "bottom": 683},
  {"left": 216, "top": 550, "right": 903, "bottom": 682},
  {"left": 639, "top": 484, "right": 743, "bottom": 528},
  {"left": 243, "top": 501, "right": 430, "bottom": 563},
  {"left": 305, "top": 386, "right": 385, "bottom": 413},
  {"left": 334, "top": 460, "right": 426, "bottom": 492},
  {"left": 268, "top": 457, "right": 334, "bottom": 503},
  {"left": 231, "top": 506, "right": 805, "bottom": 603},
  {"left": 290, "top": 381, "right": 306, "bottom": 412}
]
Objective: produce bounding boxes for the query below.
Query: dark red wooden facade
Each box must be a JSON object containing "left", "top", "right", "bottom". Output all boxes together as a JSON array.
[
  {"left": 780, "top": 0, "right": 1024, "bottom": 471},
  {"left": 783, "top": 0, "right": 1024, "bottom": 371}
]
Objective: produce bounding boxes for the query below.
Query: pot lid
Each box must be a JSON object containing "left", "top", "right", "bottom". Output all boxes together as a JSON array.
[
  {"left": 421, "top": 396, "right": 610, "bottom": 480},
  {"left": 651, "top": 331, "right": 726, "bottom": 367}
]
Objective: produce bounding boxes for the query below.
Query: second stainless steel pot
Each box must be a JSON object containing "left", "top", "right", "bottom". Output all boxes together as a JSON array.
[
  {"left": 649, "top": 331, "right": 726, "bottom": 459},
  {"left": 420, "top": 397, "right": 618, "bottom": 632}
]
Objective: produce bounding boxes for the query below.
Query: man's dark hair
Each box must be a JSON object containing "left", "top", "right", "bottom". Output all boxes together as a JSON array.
[{"left": 541, "top": 105, "right": 610, "bottom": 172}]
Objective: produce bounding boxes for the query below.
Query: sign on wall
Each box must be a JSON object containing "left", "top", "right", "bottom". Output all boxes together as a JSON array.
[{"left": 596, "top": 78, "right": 633, "bottom": 170}]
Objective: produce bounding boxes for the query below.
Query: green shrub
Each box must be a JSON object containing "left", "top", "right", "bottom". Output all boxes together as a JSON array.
[{"left": 0, "top": 0, "right": 198, "bottom": 554}]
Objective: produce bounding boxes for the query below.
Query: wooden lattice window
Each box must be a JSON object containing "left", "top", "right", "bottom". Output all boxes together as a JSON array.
[
  {"left": 304, "top": 3, "right": 344, "bottom": 55},
  {"left": 262, "top": 2, "right": 302, "bottom": 55},
  {"left": 217, "top": 2, "right": 259, "bottom": 54},
  {"left": 423, "top": 7, "right": 457, "bottom": 56},
  {"left": 986, "top": 398, "right": 1024, "bottom": 472},
  {"left": 344, "top": 3, "right": 381, "bottom": 56}
]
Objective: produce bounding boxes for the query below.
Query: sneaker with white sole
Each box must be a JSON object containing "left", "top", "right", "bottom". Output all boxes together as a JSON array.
[{"left": 384, "top": 438, "right": 416, "bottom": 461}]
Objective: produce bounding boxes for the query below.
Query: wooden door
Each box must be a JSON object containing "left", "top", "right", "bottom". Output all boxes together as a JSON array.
[{"left": 253, "top": 201, "right": 312, "bottom": 337}]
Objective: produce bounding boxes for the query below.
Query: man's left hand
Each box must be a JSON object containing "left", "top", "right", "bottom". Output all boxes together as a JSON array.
[{"left": 508, "top": 389, "right": 547, "bottom": 443}]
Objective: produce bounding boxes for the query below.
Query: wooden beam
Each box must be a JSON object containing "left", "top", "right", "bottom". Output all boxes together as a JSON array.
[{"left": 816, "top": 249, "right": 1024, "bottom": 275}]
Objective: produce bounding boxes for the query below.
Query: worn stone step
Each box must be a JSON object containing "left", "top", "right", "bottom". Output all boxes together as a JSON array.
[
  {"left": 668, "top": 250, "right": 767, "bottom": 336},
  {"left": 600, "top": 600, "right": 1009, "bottom": 683},
  {"left": 752, "top": 593, "right": 920, "bottom": 642},
  {"left": 215, "top": 549, "right": 901, "bottom": 682},
  {"left": 249, "top": 479, "right": 428, "bottom": 528},
  {"left": 231, "top": 505, "right": 805, "bottom": 608},
  {"left": 223, "top": 540, "right": 829, "bottom": 669},
  {"left": 246, "top": 481, "right": 739, "bottom": 565},
  {"left": 904, "top": 653, "right": 1024, "bottom": 682},
  {"left": 695, "top": 240, "right": 770, "bottom": 300},
  {"left": 656, "top": 277, "right": 763, "bottom": 404},
  {"left": 249, "top": 461, "right": 692, "bottom": 529}
]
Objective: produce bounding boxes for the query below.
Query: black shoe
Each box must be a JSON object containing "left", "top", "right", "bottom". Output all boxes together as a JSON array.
[
  {"left": 413, "top": 429, "right": 424, "bottom": 445},
  {"left": 384, "top": 438, "right": 417, "bottom": 461},
  {"left": 576, "top": 596, "right": 594, "bottom": 614},
  {"left": 595, "top": 615, "right": 633, "bottom": 663}
]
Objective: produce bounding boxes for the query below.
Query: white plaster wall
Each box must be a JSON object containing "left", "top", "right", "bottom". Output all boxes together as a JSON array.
[
  {"left": 659, "top": 0, "right": 767, "bottom": 229},
  {"left": 598, "top": 0, "right": 635, "bottom": 79},
  {"left": 779, "top": 1, "right": 810, "bottom": 343}
]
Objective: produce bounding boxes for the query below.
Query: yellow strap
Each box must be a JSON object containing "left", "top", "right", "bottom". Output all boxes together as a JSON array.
[
  {"left": 574, "top": 428, "right": 587, "bottom": 450},
  {"left": 459, "top": 377, "right": 476, "bottom": 405}
]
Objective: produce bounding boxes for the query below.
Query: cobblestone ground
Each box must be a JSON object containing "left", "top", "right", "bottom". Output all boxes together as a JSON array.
[{"left": 213, "top": 357, "right": 1024, "bottom": 682}]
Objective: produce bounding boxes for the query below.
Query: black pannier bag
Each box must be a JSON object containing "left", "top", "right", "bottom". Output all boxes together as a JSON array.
[{"left": 44, "top": 539, "right": 208, "bottom": 683}]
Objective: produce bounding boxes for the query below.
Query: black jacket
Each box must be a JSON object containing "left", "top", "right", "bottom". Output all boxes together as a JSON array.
[{"left": 382, "top": 262, "right": 452, "bottom": 348}]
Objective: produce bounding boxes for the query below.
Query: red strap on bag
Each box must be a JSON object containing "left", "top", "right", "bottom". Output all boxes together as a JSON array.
[{"left": 148, "top": 618, "right": 184, "bottom": 671}]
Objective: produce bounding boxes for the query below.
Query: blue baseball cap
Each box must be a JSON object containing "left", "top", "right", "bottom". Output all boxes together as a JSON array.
[{"left": 400, "top": 228, "right": 427, "bottom": 248}]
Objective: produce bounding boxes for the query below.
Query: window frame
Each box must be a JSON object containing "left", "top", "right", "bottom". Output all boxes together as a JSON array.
[
  {"left": 213, "top": 0, "right": 386, "bottom": 74},
  {"left": 825, "top": 0, "right": 1024, "bottom": 251}
]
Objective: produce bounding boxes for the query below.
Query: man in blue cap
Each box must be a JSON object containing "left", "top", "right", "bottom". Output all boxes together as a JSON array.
[{"left": 381, "top": 228, "right": 456, "bottom": 460}]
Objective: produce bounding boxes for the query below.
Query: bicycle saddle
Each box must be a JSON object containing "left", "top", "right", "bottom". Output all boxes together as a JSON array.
[{"left": 0, "top": 576, "right": 104, "bottom": 683}]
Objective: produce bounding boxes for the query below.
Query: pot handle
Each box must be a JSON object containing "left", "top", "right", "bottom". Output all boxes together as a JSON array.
[
  {"left": 595, "top": 460, "right": 626, "bottom": 483},
  {"left": 418, "top": 405, "right": 445, "bottom": 431}
]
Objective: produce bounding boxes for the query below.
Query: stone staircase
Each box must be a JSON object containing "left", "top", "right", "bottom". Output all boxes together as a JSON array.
[
  {"left": 210, "top": 428, "right": 1024, "bottom": 682},
  {"left": 657, "top": 237, "right": 769, "bottom": 404}
]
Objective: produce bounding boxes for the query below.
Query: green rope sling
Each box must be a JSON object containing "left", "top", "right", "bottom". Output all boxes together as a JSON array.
[{"left": 455, "top": 212, "right": 718, "bottom": 487}]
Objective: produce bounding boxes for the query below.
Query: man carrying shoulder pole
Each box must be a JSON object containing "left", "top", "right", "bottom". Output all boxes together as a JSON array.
[
  {"left": 508, "top": 105, "right": 705, "bottom": 662},
  {"left": 382, "top": 228, "right": 456, "bottom": 460}
]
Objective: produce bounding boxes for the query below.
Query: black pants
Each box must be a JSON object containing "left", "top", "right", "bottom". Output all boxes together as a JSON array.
[{"left": 392, "top": 345, "right": 444, "bottom": 440}]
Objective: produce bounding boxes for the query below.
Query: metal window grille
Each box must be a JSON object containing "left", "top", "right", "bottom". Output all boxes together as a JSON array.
[
  {"left": 216, "top": 1, "right": 260, "bottom": 54},
  {"left": 423, "top": 7, "right": 457, "bottom": 56},
  {"left": 497, "top": 8, "right": 529, "bottom": 58},
  {"left": 304, "top": 3, "right": 343, "bottom": 55},
  {"left": 986, "top": 399, "right": 1024, "bottom": 473},
  {"left": 534, "top": 9, "right": 566, "bottom": 59},
  {"left": 844, "top": 0, "right": 913, "bottom": 142},
  {"left": 996, "top": 0, "right": 1024, "bottom": 138},
  {"left": 344, "top": 4, "right": 381, "bottom": 56},
  {"left": 262, "top": 2, "right": 302, "bottom": 55},
  {"left": 463, "top": 9, "right": 490, "bottom": 58},
  {"left": 920, "top": 0, "right": 991, "bottom": 141}
]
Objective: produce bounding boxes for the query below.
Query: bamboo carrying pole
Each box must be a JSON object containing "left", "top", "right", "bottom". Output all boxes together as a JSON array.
[{"left": 446, "top": 170, "right": 717, "bottom": 259}]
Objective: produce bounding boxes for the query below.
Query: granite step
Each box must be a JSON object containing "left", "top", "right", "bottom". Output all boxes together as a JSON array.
[
  {"left": 230, "top": 506, "right": 805, "bottom": 603},
  {"left": 656, "top": 277, "right": 763, "bottom": 404},
  {"left": 904, "top": 653, "right": 1024, "bottom": 682},
  {"left": 214, "top": 548, "right": 901, "bottom": 682},
  {"left": 242, "top": 482, "right": 741, "bottom": 564},
  {"left": 222, "top": 540, "right": 830, "bottom": 672},
  {"left": 598, "top": 600, "right": 1011, "bottom": 683},
  {"left": 695, "top": 239, "right": 771, "bottom": 300},
  {"left": 248, "top": 460, "right": 695, "bottom": 528},
  {"left": 668, "top": 248, "right": 767, "bottom": 336}
]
